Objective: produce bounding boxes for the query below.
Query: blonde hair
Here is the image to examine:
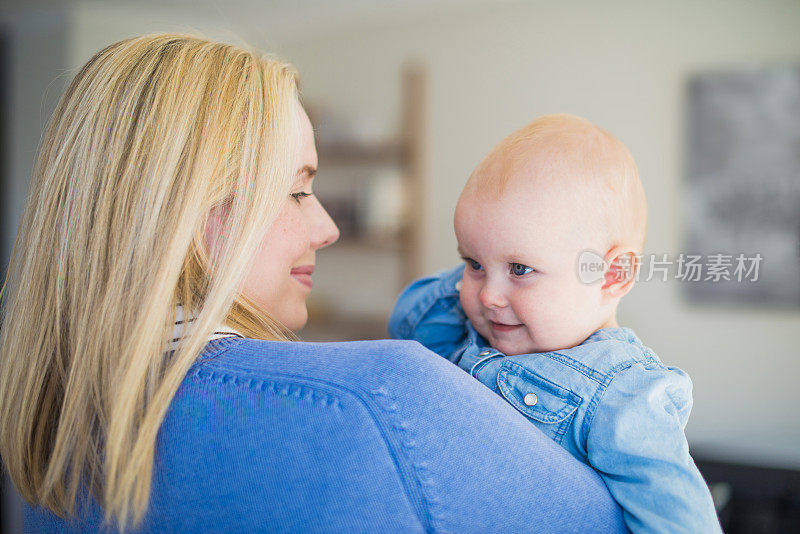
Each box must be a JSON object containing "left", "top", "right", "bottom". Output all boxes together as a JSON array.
[
  {"left": 467, "top": 113, "right": 648, "bottom": 252},
  {"left": 0, "top": 34, "right": 301, "bottom": 528}
]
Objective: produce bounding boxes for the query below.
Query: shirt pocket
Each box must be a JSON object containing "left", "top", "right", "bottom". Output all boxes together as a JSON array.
[{"left": 497, "top": 360, "right": 582, "bottom": 444}]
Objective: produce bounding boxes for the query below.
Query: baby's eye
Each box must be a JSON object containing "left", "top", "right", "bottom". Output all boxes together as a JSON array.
[
  {"left": 510, "top": 263, "right": 534, "bottom": 276},
  {"left": 290, "top": 191, "right": 312, "bottom": 203},
  {"left": 464, "top": 258, "right": 483, "bottom": 271}
]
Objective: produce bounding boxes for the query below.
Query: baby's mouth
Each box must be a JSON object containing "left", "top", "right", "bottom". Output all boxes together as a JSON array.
[{"left": 489, "top": 320, "right": 524, "bottom": 333}]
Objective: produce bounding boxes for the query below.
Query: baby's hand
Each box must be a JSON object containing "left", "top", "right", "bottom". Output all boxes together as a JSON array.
[{"left": 388, "top": 265, "right": 469, "bottom": 358}]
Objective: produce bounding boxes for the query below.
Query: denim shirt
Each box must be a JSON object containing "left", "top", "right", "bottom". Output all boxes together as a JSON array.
[{"left": 389, "top": 265, "right": 721, "bottom": 534}]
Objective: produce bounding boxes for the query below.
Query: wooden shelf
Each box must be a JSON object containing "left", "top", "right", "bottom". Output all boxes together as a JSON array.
[
  {"left": 317, "top": 140, "right": 403, "bottom": 166},
  {"left": 333, "top": 236, "right": 405, "bottom": 252},
  {"left": 332, "top": 223, "right": 413, "bottom": 251},
  {"left": 312, "top": 62, "right": 426, "bottom": 289},
  {"left": 306, "top": 61, "right": 427, "bottom": 340}
]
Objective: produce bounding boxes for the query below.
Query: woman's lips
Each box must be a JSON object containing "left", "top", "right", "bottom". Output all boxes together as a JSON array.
[
  {"left": 490, "top": 321, "right": 523, "bottom": 333},
  {"left": 290, "top": 265, "right": 314, "bottom": 289}
]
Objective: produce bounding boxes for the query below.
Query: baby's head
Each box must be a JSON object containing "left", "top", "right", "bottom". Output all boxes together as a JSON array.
[{"left": 454, "top": 114, "right": 646, "bottom": 356}]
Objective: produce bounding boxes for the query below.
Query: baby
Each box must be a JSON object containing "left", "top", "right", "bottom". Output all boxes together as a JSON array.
[{"left": 389, "top": 115, "right": 721, "bottom": 533}]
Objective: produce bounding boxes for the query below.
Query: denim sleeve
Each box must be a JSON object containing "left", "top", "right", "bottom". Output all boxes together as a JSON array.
[
  {"left": 585, "top": 365, "right": 721, "bottom": 533},
  {"left": 388, "top": 264, "right": 468, "bottom": 362}
]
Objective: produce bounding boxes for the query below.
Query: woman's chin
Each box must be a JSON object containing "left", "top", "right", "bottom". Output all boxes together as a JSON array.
[{"left": 282, "top": 306, "right": 308, "bottom": 333}]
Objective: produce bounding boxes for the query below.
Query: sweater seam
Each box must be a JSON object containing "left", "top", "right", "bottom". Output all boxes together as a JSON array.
[{"left": 191, "top": 359, "right": 437, "bottom": 532}]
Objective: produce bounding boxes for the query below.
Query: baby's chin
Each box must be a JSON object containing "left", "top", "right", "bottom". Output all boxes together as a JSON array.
[
  {"left": 472, "top": 319, "right": 545, "bottom": 355},
  {"left": 485, "top": 327, "right": 572, "bottom": 356},
  {"left": 494, "top": 342, "right": 540, "bottom": 356},
  {"left": 483, "top": 331, "right": 541, "bottom": 356},
  {"left": 496, "top": 334, "right": 593, "bottom": 355}
]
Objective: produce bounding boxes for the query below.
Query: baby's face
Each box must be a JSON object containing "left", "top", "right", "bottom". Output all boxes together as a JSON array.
[{"left": 455, "top": 183, "right": 609, "bottom": 356}]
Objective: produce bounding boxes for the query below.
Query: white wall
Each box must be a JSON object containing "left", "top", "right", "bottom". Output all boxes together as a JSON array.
[{"left": 7, "top": 0, "right": 800, "bottom": 469}]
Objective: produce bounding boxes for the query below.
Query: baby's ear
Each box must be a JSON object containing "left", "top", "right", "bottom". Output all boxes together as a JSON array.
[{"left": 601, "top": 247, "right": 640, "bottom": 300}]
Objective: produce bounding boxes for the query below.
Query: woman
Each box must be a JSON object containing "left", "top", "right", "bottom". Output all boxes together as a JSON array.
[{"left": 0, "top": 34, "right": 624, "bottom": 532}]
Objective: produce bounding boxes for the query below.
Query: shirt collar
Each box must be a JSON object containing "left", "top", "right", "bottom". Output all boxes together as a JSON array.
[
  {"left": 169, "top": 305, "right": 244, "bottom": 351},
  {"left": 582, "top": 326, "right": 640, "bottom": 346}
]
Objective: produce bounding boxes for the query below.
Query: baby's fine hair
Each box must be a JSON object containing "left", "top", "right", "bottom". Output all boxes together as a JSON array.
[{"left": 471, "top": 113, "right": 647, "bottom": 252}]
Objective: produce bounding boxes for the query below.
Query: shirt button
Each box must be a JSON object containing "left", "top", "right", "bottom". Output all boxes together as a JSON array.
[
  {"left": 524, "top": 393, "right": 538, "bottom": 406},
  {"left": 478, "top": 350, "right": 492, "bottom": 357}
]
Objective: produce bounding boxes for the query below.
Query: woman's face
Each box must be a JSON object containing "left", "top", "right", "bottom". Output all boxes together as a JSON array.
[{"left": 207, "top": 101, "right": 339, "bottom": 331}]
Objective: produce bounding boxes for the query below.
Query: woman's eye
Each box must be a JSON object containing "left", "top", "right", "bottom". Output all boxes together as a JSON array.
[
  {"left": 510, "top": 263, "right": 534, "bottom": 276},
  {"left": 290, "top": 191, "right": 312, "bottom": 203},
  {"left": 465, "top": 258, "right": 483, "bottom": 271}
]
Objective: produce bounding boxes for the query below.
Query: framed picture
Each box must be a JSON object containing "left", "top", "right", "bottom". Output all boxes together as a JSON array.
[{"left": 684, "top": 65, "right": 800, "bottom": 307}]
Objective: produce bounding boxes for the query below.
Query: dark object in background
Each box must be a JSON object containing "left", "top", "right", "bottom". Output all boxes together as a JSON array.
[
  {"left": 684, "top": 66, "right": 800, "bottom": 308},
  {"left": 696, "top": 457, "right": 800, "bottom": 533},
  {"left": 0, "top": 29, "right": 8, "bottom": 263},
  {"left": 1, "top": 28, "right": 10, "bottom": 531}
]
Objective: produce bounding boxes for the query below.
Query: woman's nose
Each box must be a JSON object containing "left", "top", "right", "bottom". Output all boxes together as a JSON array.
[
  {"left": 478, "top": 281, "right": 508, "bottom": 309},
  {"left": 310, "top": 196, "right": 340, "bottom": 250}
]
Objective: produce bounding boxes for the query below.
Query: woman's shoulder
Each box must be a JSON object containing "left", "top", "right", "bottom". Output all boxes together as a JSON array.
[
  {"left": 173, "top": 336, "right": 623, "bottom": 533},
  {"left": 197, "top": 336, "right": 453, "bottom": 373},
  {"left": 205, "top": 336, "right": 435, "bottom": 359},
  {"left": 189, "top": 336, "right": 472, "bottom": 397}
]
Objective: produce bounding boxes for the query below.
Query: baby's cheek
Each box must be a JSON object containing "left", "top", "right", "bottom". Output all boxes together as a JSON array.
[
  {"left": 459, "top": 282, "right": 482, "bottom": 324},
  {"left": 509, "top": 287, "right": 541, "bottom": 321},
  {"left": 458, "top": 285, "right": 474, "bottom": 317}
]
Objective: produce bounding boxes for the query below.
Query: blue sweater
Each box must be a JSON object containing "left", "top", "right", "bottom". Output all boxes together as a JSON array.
[{"left": 25, "top": 337, "right": 624, "bottom": 533}]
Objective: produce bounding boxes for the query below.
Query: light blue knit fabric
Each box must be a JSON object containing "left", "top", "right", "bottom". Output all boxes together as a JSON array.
[{"left": 25, "top": 337, "right": 624, "bottom": 533}]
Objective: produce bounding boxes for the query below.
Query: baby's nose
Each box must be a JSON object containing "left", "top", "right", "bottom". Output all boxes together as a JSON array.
[{"left": 478, "top": 285, "right": 507, "bottom": 309}]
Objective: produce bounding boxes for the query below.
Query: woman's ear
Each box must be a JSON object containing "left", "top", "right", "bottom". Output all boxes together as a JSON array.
[
  {"left": 601, "top": 246, "right": 640, "bottom": 302},
  {"left": 203, "top": 203, "right": 231, "bottom": 261}
]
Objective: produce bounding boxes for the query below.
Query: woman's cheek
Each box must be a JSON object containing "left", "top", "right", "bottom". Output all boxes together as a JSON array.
[
  {"left": 288, "top": 208, "right": 312, "bottom": 252},
  {"left": 273, "top": 208, "right": 307, "bottom": 259}
]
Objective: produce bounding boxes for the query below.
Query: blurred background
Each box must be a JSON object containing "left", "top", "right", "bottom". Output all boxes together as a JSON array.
[{"left": 1, "top": 0, "right": 799, "bottom": 531}]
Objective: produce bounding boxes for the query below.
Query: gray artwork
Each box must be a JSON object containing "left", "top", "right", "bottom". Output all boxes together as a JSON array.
[{"left": 685, "top": 65, "right": 800, "bottom": 307}]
